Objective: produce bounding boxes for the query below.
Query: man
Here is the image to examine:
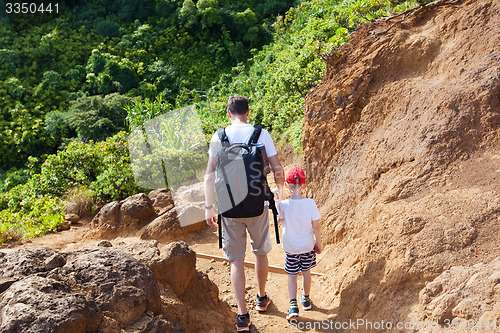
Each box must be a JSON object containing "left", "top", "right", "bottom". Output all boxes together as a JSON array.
[{"left": 204, "top": 95, "right": 284, "bottom": 331}]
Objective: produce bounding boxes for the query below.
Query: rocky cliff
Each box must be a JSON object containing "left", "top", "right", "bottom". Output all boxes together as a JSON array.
[{"left": 303, "top": 0, "right": 499, "bottom": 329}]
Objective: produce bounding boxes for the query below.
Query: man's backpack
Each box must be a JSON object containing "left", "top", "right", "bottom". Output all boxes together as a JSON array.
[{"left": 214, "top": 125, "right": 279, "bottom": 248}]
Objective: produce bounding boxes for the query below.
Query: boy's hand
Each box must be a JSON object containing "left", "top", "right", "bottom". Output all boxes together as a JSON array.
[
  {"left": 314, "top": 243, "right": 322, "bottom": 254},
  {"left": 205, "top": 207, "right": 217, "bottom": 228},
  {"left": 272, "top": 187, "right": 283, "bottom": 201}
]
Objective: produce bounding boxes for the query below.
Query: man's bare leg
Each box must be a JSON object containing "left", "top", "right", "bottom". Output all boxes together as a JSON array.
[
  {"left": 255, "top": 254, "right": 268, "bottom": 297},
  {"left": 231, "top": 259, "right": 247, "bottom": 315}
]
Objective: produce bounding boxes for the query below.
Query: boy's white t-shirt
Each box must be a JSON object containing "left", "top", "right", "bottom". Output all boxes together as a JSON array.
[
  {"left": 278, "top": 198, "right": 321, "bottom": 254},
  {"left": 208, "top": 123, "right": 277, "bottom": 158}
]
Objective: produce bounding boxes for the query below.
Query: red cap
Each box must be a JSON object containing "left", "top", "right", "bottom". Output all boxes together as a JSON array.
[{"left": 285, "top": 167, "right": 306, "bottom": 185}]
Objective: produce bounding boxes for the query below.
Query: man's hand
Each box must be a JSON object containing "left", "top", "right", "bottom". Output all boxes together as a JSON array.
[{"left": 205, "top": 207, "right": 217, "bottom": 228}]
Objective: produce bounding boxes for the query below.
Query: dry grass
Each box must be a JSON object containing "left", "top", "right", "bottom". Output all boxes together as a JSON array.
[
  {"left": 63, "top": 187, "right": 94, "bottom": 217},
  {"left": 1, "top": 226, "right": 23, "bottom": 244}
]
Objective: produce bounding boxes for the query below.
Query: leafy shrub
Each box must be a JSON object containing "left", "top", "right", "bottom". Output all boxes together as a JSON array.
[
  {"left": 96, "top": 20, "right": 121, "bottom": 37},
  {"left": 0, "top": 189, "right": 64, "bottom": 245},
  {"left": 0, "top": 131, "right": 146, "bottom": 244},
  {"left": 0, "top": 49, "right": 20, "bottom": 72},
  {"left": 64, "top": 93, "right": 134, "bottom": 141}
]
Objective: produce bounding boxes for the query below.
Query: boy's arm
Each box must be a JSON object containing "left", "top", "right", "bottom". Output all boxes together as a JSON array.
[{"left": 312, "top": 219, "right": 322, "bottom": 254}]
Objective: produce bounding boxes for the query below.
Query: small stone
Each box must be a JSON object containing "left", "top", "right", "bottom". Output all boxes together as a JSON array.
[
  {"left": 45, "top": 254, "right": 66, "bottom": 270},
  {"left": 57, "top": 221, "right": 71, "bottom": 231},
  {"left": 96, "top": 240, "right": 113, "bottom": 247},
  {"left": 64, "top": 214, "right": 80, "bottom": 224}
]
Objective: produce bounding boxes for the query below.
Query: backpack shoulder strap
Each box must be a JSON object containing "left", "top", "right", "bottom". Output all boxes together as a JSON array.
[
  {"left": 217, "top": 128, "right": 229, "bottom": 147},
  {"left": 249, "top": 125, "right": 262, "bottom": 144}
]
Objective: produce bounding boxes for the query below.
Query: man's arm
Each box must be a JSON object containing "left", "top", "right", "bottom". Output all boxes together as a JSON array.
[
  {"left": 204, "top": 155, "right": 217, "bottom": 228},
  {"left": 268, "top": 154, "right": 284, "bottom": 201}
]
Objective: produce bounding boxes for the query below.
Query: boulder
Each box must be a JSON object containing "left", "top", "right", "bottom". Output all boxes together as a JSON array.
[
  {"left": 0, "top": 243, "right": 233, "bottom": 332},
  {"left": 139, "top": 208, "right": 183, "bottom": 241},
  {"left": 59, "top": 249, "right": 162, "bottom": 326},
  {"left": 113, "top": 241, "right": 196, "bottom": 297},
  {"left": 64, "top": 213, "right": 80, "bottom": 224},
  {"left": 0, "top": 275, "right": 102, "bottom": 333},
  {"left": 173, "top": 182, "right": 205, "bottom": 204},
  {"left": 175, "top": 204, "right": 205, "bottom": 229},
  {"left": 91, "top": 201, "right": 121, "bottom": 229},
  {"left": 90, "top": 194, "right": 156, "bottom": 238},
  {"left": 0, "top": 247, "right": 58, "bottom": 278},
  {"left": 148, "top": 188, "right": 174, "bottom": 212},
  {"left": 150, "top": 242, "right": 197, "bottom": 297},
  {"left": 119, "top": 193, "right": 155, "bottom": 223}
]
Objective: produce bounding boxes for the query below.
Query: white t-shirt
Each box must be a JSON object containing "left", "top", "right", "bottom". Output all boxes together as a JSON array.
[
  {"left": 208, "top": 123, "right": 277, "bottom": 158},
  {"left": 278, "top": 198, "right": 321, "bottom": 254}
]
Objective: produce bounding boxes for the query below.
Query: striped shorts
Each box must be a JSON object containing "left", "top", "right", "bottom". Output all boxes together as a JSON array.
[{"left": 284, "top": 250, "right": 317, "bottom": 275}]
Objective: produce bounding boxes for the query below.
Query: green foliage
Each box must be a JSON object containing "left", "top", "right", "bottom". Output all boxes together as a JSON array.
[
  {"left": 0, "top": 0, "right": 424, "bottom": 244},
  {"left": 62, "top": 93, "right": 134, "bottom": 142},
  {"left": 0, "top": 49, "right": 20, "bottom": 73},
  {"left": 0, "top": 193, "right": 63, "bottom": 245},
  {"left": 96, "top": 20, "right": 121, "bottom": 38},
  {"left": 0, "top": 132, "right": 143, "bottom": 242},
  {"left": 0, "top": 0, "right": 298, "bottom": 170},
  {"left": 124, "top": 95, "right": 172, "bottom": 130},
  {"left": 196, "top": 0, "right": 421, "bottom": 151}
]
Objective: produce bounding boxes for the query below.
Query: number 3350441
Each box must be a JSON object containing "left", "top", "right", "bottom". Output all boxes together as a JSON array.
[{"left": 5, "top": 3, "right": 59, "bottom": 14}]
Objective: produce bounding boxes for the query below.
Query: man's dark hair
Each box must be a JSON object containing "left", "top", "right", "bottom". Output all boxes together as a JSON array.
[{"left": 227, "top": 95, "right": 249, "bottom": 115}]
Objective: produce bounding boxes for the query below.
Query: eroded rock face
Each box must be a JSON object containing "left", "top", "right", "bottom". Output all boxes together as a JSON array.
[
  {"left": 0, "top": 247, "right": 161, "bottom": 331},
  {"left": 112, "top": 241, "right": 196, "bottom": 297},
  {"left": 0, "top": 276, "right": 102, "bottom": 333},
  {"left": 0, "top": 242, "right": 233, "bottom": 332},
  {"left": 302, "top": 0, "right": 500, "bottom": 327},
  {"left": 415, "top": 258, "right": 500, "bottom": 325},
  {"left": 58, "top": 249, "right": 162, "bottom": 326}
]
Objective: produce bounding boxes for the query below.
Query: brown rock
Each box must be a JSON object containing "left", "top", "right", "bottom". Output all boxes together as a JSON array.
[
  {"left": 57, "top": 221, "right": 71, "bottom": 231},
  {"left": 119, "top": 193, "right": 155, "bottom": 223},
  {"left": 45, "top": 253, "right": 66, "bottom": 270},
  {"left": 139, "top": 209, "right": 182, "bottom": 241},
  {"left": 61, "top": 248, "right": 162, "bottom": 326},
  {"left": 148, "top": 188, "right": 174, "bottom": 211},
  {"left": 0, "top": 276, "right": 102, "bottom": 333},
  {"left": 149, "top": 242, "right": 196, "bottom": 297},
  {"left": 91, "top": 201, "right": 121, "bottom": 228},
  {"left": 140, "top": 315, "right": 186, "bottom": 333},
  {"left": 64, "top": 213, "right": 80, "bottom": 224}
]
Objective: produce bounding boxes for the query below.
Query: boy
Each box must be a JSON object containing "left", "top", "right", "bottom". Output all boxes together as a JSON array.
[{"left": 277, "top": 167, "right": 322, "bottom": 320}]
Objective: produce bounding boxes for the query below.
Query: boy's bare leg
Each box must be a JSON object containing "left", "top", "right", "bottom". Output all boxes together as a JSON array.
[
  {"left": 231, "top": 259, "right": 247, "bottom": 314},
  {"left": 255, "top": 254, "right": 268, "bottom": 297},
  {"left": 302, "top": 269, "right": 312, "bottom": 296},
  {"left": 288, "top": 274, "right": 298, "bottom": 301}
]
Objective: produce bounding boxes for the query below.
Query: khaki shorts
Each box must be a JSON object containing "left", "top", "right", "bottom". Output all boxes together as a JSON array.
[{"left": 222, "top": 209, "right": 272, "bottom": 262}]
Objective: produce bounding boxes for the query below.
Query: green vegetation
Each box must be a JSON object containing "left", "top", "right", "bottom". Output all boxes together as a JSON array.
[{"left": 0, "top": 0, "right": 426, "bottom": 244}]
